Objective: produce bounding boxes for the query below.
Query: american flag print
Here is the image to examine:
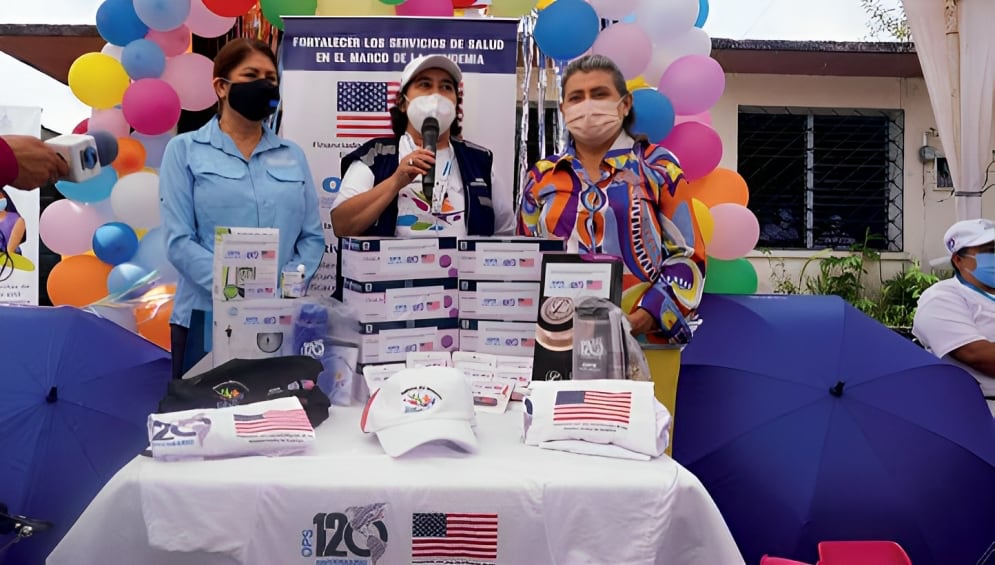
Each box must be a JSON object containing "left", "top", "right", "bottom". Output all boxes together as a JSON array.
[
  {"left": 233, "top": 409, "right": 312, "bottom": 435},
  {"left": 261, "top": 250, "right": 276, "bottom": 259},
  {"left": 553, "top": 390, "right": 632, "bottom": 425},
  {"left": 336, "top": 81, "right": 401, "bottom": 138},
  {"left": 585, "top": 279, "right": 603, "bottom": 290},
  {"left": 411, "top": 512, "right": 498, "bottom": 563},
  {"left": 518, "top": 258, "right": 535, "bottom": 267}
]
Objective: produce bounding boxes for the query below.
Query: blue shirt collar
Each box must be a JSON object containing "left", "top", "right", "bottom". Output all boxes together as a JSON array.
[{"left": 192, "top": 116, "right": 286, "bottom": 159}]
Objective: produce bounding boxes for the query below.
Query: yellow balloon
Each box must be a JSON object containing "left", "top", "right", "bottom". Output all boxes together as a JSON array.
[
  {"left": 536, "top": 0, "right": 556, "bottom": 9},
  {"left": 626, "top": 76, "right": 651, "bottom": 92},
  {"left": 135, "top": 228, "right": 149, "bottom": 240},
  {"left": 692, "top": 198, "right": 715, "bottom": 246},
  {"left": 68, "top": 53, "right": 130, "bottom": 110},
  {"left": 490, "top": 0, "right": 538, "bottom": 17},
  {"left": 316, "top": 0, "right": 395, "bottom": 16}
]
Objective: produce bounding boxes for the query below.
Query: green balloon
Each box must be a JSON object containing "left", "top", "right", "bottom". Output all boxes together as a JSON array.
[
  {"left": 379, "top": 0, "right": 406, "bottom": 5},
  {"left": 260, "top": 0, "right": 319, "bottom": 30},
  {"left": 490, "top": 0, "right": 536, "bottom": 18},
  {"left": 703, "top": 257, "right": 758, "bottom": 295}
]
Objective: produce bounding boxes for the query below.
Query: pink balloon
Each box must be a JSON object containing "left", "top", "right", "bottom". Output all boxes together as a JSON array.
[
  {"left": 707, "top": 203, "right": 760, "bottom": 260},
  {"left": 674, "top": 110, "right": 712, "bottom": 126},
  {"left": 659, "top": 121, "right": 722, "bottom": 180},
  {"left": 122, "top": 79, "right": 182, "bottom": 135},
  {"left": 396, "top": 0, "right": 454, "bottom": 17},
  {"left": 161, "top": 53, "right": 217, "bottom": 111},
  {"left": 186, "top": 0, "right": 235, "bottom": 38},
  {"left": 588, "top": 0, "right": 639, "bottom": 20},
  {"left": 146, "top": 25, "right": 192, "bottom": 57},
  {"left": 591, "top": 24, "right": 652, "bottom": 80},
  {"left": 657, "top": 54, "right": 726, "bottom": 116},
  {"left": 39, "top": 199, "right": 105, "bottom": 256},
  {"left": 89, "top": 108, "right": 131, "bottom": 138}
]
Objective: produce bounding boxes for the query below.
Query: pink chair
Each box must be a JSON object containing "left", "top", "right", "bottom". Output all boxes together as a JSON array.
[
  {"left": 760, "top": 556, "right": 812, "bottom": 565},
  {"left": 818, "top": 541, "right": 912, "bottom": 565}
]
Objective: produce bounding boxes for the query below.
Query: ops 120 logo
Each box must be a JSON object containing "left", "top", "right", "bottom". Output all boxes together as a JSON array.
[{"left": 301, "top": 503, "right": 389, "bottom": 565}]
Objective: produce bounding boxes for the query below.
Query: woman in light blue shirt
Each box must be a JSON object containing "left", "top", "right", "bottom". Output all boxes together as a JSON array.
[{"left": 160, "top": 38, "right": 324, "bottom": 378}]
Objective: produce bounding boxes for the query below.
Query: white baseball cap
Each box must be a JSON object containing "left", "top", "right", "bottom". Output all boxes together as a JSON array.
[
  {"left": 944, "top": 219, "right": 995, "bottom": 255},
  {"left": 400, "top": 55, "right": 462, "bottom": 92},
  {"left": 360, "top": 367, "right": 477, "bottom": 457}
]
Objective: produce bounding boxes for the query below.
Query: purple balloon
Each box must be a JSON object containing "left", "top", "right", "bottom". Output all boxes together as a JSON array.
[
  {"left": 658, "top": 55, "right": 726, "bottom": 116},
  {"left": 591, "top": 23, "right": 652, "bottom": 80}
]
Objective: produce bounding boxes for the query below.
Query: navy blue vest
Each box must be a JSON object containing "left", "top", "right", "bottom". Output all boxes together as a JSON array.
[{"left": 340, "top": 137, "right": 496, "bottom": 236}]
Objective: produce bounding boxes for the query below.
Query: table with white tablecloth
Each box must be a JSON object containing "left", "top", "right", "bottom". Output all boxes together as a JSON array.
[{"left": 48, "top": 405, "right": 744, "bottom": 565}]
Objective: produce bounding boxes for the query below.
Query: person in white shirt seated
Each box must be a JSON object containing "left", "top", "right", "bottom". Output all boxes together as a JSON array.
[
  {"left": 913, "top": 218, "right": 995, "bottom": 415},
  {"left": 331, "top": 55, "right": 515, "bottom": 238}
]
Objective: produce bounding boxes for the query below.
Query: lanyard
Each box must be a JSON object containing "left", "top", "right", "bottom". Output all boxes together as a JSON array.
[{"left": 956, "top": 274, "right": 995, "bottom": 303}]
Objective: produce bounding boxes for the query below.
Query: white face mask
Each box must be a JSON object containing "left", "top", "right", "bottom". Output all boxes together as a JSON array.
[
  {"left": 563, "top": 98, "right": 625, "bottom": 146},
  {"left": 406, "top": 93, "right": 457, "bottom": 134}
]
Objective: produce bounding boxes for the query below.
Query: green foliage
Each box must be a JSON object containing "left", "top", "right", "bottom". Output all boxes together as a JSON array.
[
  {"left": 859, "top": 0, "right": 912, "bottom": 41},
  {"left": 763, "top": 229, "right": 943, "bottom": 330}
]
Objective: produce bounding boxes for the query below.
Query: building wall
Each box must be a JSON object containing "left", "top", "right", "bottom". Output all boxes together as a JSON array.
[{"left": 714, "top": 73, "right": 995, "bottom": 292}]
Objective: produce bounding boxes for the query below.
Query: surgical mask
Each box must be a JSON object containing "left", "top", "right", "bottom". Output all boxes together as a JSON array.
[
  {"left": 563, "top": 98, "right": 625, "bottom": 146},
  {"left": 969, "top": 252, "right": 995, "bottom": 288},
  {"left": 0, "top": 198, "right": 6, "bottom": 211},
  {"left": 223, "top": 78, "right": 280, "bottom": 122},
  {"left": 405, "top": 93, "right": 457, "bottom": 134}
]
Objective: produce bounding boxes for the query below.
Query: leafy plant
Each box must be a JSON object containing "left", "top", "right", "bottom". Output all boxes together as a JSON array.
[
  {"left": 763, "top": 229, "right": 944, "bottom": 332},
  {"left": 859, "top": 0, "right": 912, "bottom": 41}
]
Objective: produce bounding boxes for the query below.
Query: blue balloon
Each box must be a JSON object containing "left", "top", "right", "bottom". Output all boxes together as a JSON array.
[
  {"left": 695, "top": 0, "right": 709, "bottom": 28},
  {"left": 121, "top": 39, "right": 166, "bottom": 80},
  {"left": 133, "top": 0, "right": 192, "bottom": 32},
  {"left": 621, "top": 13, "right": 637, "bottom": 24},
  {"left": 93, "top": 222, "right": 140, "bottom": 266},
  {"left": 130, "top": 132, "right": 172, "bottom": 168},
  {"left": 95, "top": 0, "right": 149, "bottom": 47},
  {"left": 632, "top": 89, "right": 676, "bottom": 143},
  {"left": 55, "top": 167, "right": 118, "bottom": 204},
  {"left": 534, "top": 0, "right": 600, "bottom": 61},
  {"left": 107, "top": 262, "right": 151, "bottom": 295},
  {"left": 131, "top": 227, "right": 180, "bottom": 283}
]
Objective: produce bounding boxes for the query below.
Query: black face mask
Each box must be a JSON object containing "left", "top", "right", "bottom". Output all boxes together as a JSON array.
[{"left": 225, "top": 79, "right": 280, "bottom": 121}]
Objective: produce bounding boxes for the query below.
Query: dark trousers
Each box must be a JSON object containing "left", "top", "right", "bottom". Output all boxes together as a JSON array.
[{"left": 169, "top": 309, "right": 209, "bottom": 379}]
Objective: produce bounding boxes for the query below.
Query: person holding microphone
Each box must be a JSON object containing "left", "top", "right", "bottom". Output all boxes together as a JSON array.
[{"left": 331, "top": 55, "right": 515, "bottom": 238}]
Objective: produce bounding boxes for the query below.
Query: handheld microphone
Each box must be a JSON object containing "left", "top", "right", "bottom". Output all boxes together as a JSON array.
[
  {"left": 45, "top": 132, "right": 119, "bottom": 183},
  {"left": 421, "top": 117, "right": 440, "bottom": 205}
]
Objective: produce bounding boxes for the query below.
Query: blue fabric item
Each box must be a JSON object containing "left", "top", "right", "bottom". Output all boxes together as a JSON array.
[
  {"left": 340, "top": 136, "right": 496, "bottom": 236},
  {"left": 0, "top": 305, "right": 171, "bottom": 565},
  {"left": 293, "top": 302, "right": 328, "bottom": 358},
  {"left": 676, "top": 294, "right": 995, "bottom": 565},
  {"left": 159, "top": 117, "right": 325, "bottom": 327}
]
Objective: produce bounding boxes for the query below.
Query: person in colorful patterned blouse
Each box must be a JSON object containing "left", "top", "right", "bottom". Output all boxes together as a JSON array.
[{"left": 518, "top": 55, "right": 706, "bottom": 343}]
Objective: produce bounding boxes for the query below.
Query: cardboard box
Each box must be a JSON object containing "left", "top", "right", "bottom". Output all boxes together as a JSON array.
[
  {"left": 343, "top": 277, "right": 459, "bottom": 323},
  {"left": 340, "top": 236, "right": 457, "bottom": 281},
  {"left": 212, "top": 227, "right": 280, "bottom": 301},
  {"left": 357, "top": 318, "right": 459, "bottom": 364},
  {"left": 458, "top": 280, "right": 541, "bottom": 322},
  {"left": 457, "top": 237, "right": 565, "bottom": 281},
  {"left": 458, "top": 319, "right": 537, "bottom": 356},
  {"left": 211, "top": 298, "right": 298, "bottom": 366}
]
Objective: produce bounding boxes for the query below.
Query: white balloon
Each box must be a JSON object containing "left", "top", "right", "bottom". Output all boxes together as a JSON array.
[
  {"left": 634, "top": 0, "right": 698, "bottom": 42},
  {"left": 111, "top": 172, "right": 161, "bottom": 229},
  {"left": 643, "top": 27, "right": 712, "bottom": 86},
  {"left": 587, "top": 0, "right": 639, "bottom": 20},
  {"left": 101, "top": 43, "right": 124, "bottom": 61}
]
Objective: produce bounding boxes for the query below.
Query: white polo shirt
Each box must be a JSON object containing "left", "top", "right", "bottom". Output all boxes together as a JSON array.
[{"left": 913, "top": 276, "right": 995, "bottom": 415}]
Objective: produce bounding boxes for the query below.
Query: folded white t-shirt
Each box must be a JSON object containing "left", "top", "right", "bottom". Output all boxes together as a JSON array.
[
  {"left": 147, "top": 396, "right": 314, "bottom": 461},
  {"left": 524, "top": 380, "right": 670, "bottom": 459}
]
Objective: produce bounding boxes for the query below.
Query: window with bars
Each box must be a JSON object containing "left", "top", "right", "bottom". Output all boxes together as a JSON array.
[{"left": 738, "top": 106, "right": 904, "bottom": 251}]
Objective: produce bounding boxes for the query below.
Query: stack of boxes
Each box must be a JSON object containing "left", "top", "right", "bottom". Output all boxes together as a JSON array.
[
  {"left": 340, "top": 236, "right": 461, "bottom": 366},
  {"left": 456, "top": 237, "right": 564, "bottom": 358}
]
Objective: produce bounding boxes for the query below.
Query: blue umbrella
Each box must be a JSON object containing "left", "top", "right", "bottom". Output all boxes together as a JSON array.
[
  {"left": 0, "top": 306, "right": 170, "bottom": 564},
  {"left": 675, "top": 294, "right": 995, "bottom": 565}
]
